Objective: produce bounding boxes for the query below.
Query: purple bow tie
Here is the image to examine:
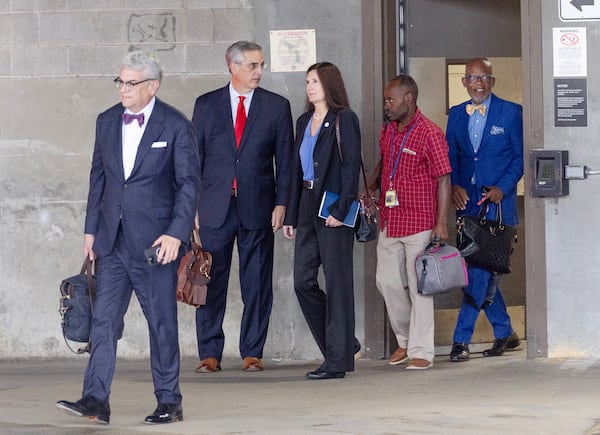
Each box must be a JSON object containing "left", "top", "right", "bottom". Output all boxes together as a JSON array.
[{"left": 123, "top": 113, "right": 144, "bottom": 127}]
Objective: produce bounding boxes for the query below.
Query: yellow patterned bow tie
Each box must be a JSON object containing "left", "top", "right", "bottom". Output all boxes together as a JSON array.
[{"left": 466, "top": 104, "right": 486, "bottom": 116}]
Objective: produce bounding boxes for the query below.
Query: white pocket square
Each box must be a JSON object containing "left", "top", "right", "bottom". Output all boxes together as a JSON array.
[
  {"left": 490, "top": 126, "right": 504, "bottom": 135},
  {"left": 151, "top": 141, "right": 167, "bottom": 148}
]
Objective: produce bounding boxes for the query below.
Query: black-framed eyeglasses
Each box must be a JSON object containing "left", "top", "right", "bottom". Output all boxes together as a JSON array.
[
  {"left": 113, "top": 77, "right": 154, "bottom": 91},
  {"left": 464, "top": 74, "right": 494, "bottom": 84},
  {"left": 237, "top": 61, "right": 267, "bottom": 71}
]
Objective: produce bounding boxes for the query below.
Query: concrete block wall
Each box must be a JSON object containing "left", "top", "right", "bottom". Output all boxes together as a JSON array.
[{"left": 0, "top": 0, "right": 364, "bottom": 360}]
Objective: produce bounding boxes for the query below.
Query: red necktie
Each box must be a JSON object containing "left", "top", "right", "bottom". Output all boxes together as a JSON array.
[
  {"left": 234, "top": 96, "right": 246, "bottom": 147},
  {"left": 232, "top": 96, "right": 246, "bottom": 193}
]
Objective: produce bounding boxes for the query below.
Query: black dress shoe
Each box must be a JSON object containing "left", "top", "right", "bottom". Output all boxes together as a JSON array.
[
  {"left": 483, "top": 332, "right": 520, "bottom": 357},
  {"left": 450, "top": 343, "right": 470, "bottom": 362},
  {"left": 144, "top": 403, "right": 183, "bottom": 424},
  {"left": 306, "top": 370, "right": 345, "bottom": 380},
  {"left": 56, "top": 397, "right": 110, "bottom": 425},
  {"left": 354, "top": 338, "right": 362, "bottom": 355},
  {"left": 505, "top": 332, "right": 521, "bottom": 350}
]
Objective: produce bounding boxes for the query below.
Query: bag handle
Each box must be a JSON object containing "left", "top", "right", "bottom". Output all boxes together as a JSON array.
[
  {"left": 190, "top": 223, "right": 205, "bottom": 250},
  {"left": 81, "top": 256, "right": 96, "bottom": 301},
  {"left": 476, "top": 198, "right": 505, "bottom": 228},
  {"left": 423, "top": 238, "right": 443, "bottom": 252}
]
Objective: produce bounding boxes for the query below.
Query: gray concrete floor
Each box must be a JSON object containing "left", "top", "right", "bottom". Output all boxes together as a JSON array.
[{"left": 1, "top": 346, "right": 600, "bottom": 434}]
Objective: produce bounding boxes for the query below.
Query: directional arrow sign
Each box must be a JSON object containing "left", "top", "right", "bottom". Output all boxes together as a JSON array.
[
  {"left": 560, "top": 0, "right": 600, "bottom": 20},
  {"left": 571, "top": 0, "right": 594, "bottom": 12}
]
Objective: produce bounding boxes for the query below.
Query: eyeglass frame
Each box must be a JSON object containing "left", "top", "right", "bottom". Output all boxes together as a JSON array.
[
  {"left": 464, "top": 74, "right": 494, "bottom": 84},
  {"left": 236, "top": 61, "right": 267, "bottom": 71},
  {"left": 113, "top": 77, "right": 155, "bottom": 91}
]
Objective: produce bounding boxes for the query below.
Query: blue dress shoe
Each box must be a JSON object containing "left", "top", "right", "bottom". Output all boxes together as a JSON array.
[
  {"left": 56, "top": 397, "right": 110, "bottom": 425},
  {"left": 144, "top": 403, "right": 183, "bottom": 424},
  {"left": 450, "top": 343, "right": 470, "bottom": 362}
]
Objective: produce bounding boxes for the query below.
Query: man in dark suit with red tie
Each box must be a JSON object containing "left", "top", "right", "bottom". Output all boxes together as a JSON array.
[
  {"left": 56, "top": 50, "right": 200, "bottom": 425},
  {"left": 191, "top": 40, "right": 293, "bottom": 373}
]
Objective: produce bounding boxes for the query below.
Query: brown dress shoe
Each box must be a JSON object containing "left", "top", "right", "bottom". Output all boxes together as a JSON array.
[
  {"left": 195, "top": 357, "right": 221, "bottom": 373},
  {"left": 405, "top": 358, "right": 433, "bottom": 370},
  {"left": 388, "top": 347, "right": 408, "bottom": 365},
  {"left": 243, "top": 357, "right": 264, "bottom": 371}
]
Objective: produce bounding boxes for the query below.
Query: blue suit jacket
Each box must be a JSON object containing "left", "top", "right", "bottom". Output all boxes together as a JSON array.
[
  {"left": 84, "top": 98, "right": 201, "bottom": 260},
  {"left": 191, "top": 85, "right": 293, "bottom": 230},
  {"left": 446, "top": 94, "right": 523, "bottom": 225}
]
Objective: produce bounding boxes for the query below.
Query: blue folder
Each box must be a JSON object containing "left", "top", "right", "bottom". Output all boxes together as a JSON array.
[{"left": 318, "top": 191, "right": 359, "bottom": 227}]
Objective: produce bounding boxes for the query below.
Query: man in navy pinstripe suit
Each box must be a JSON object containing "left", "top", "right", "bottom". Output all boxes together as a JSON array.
[{"left": 56, "top": 50, "right": 200, "bottom": 425}]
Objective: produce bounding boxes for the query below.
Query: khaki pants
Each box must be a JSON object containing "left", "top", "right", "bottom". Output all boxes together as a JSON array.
[{"left": 376, "top": 228, "right": 434, "bottom": 362}]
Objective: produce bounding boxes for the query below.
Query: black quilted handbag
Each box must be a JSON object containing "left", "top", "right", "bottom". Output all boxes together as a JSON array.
[{"left": 456, "top": 200, "right": 517, "bottom": 274}]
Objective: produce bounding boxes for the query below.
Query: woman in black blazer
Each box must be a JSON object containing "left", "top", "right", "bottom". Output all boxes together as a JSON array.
[{"left": 283, "top": 62, "right": 361, "bottom": 379}]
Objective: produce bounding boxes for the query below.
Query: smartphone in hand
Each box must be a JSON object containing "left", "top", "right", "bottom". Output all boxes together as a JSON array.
[{"left": 144, "top": 246, "right": 161, "bottom": 266}]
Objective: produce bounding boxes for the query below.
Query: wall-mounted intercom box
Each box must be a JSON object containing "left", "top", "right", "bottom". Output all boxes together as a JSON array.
[{"left": 529, "top": 149, "right": 569, "bottom": 196}]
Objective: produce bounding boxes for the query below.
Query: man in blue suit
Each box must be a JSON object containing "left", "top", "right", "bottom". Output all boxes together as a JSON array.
[
  {"left": 191, "top": 41, "right": 293, "bottom": 373},
  {"left": 57, "top": 50, "right": 200, "bottom": 424},
  {"left": 446, "top": 58, "right": 523, "bottom": 362}
]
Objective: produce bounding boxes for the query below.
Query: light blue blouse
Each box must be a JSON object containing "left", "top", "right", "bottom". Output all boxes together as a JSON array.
[{"left": 299, "top": 116, "right": 321, "bottom": 181}]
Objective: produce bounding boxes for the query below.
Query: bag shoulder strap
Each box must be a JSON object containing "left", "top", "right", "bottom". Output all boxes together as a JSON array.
[
  {"left": 335, "top": 113, "right": 372, "bottom": 199},
  {"left": 335, "top": 114, "right": 343, "bottom": 162}
]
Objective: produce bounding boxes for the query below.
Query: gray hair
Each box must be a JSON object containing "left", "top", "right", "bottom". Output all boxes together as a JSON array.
[
  {"left": 121, "top": 50, "right": 163, "bottom": 82},
  {"left": 225, "top": 40, "right": 262, "bottom": 66}
]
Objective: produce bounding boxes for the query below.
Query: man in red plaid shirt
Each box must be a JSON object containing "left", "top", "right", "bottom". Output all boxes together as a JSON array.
[{"left": 371, "top": 75, "right": 451, "bottom": 370}]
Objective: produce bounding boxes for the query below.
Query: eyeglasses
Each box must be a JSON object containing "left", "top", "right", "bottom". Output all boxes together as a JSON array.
[
  {"left": 237, "top": 61, "right": 267, "bottom": 71},
  {"left": 113, "top": 77, "right": 154, "bottom": 91},
  {"left": 464, "top": 74, "right": 494, "bottom": 84}
]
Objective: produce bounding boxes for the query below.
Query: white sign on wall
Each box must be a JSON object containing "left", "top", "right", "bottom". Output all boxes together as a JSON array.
[
  {"left": 559, "top": 0, "right": 600, "bottom": 21},
  {"left": 269, "top": 29, "right": 316, "bottom": 73},
  {"left": 552, "top": 27, "right": 587, "bottom": 77}
]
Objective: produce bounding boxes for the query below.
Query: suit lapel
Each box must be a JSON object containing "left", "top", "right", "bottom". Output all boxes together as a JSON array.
[
  {"left": 129, "top": 99, "right": 165, "bottom": 178},
  {"left": 457, "top": 104, "right": 474, "bottom": 156},
  {"left": 112, "top": 110, "right": 125, "bottom": 181},
  {"left": 219, "top": 87, "right": 237, "bottom": 153},
  {"left": 239, "top": 88, "right": 262, "bottom": 150},
  {"left": 479, "top": 94, "right": 500, "bottom": 152},
  {"left": 317, "top": 111, "right": 337, "bottom": 156}
]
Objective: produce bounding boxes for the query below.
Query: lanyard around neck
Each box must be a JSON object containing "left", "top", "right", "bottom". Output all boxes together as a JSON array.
[{"left": 389, "top": 124, "right": 415, "bottom": 180}]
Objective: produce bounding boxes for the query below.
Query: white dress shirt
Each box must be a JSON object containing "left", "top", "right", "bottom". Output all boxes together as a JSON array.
[{"left": 122, "top": 97, "right": 155, "bottom": 180}]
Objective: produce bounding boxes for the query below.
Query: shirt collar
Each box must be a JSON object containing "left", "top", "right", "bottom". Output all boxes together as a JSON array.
[
  {"left": 471, "top": 94, "right": 492, "bottom": 111},
  {"left": 229, "top": 83, "right": 254, "bottom": 105},
  {"left": 123, "top": 97, "right": 156, "bottom": 122},
  {"left": 393, "top": 108, "right": 423, "bottom": 134}
]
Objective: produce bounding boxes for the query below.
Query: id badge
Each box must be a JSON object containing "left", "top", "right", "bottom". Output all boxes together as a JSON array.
[{"left": 385, "top": 190, "right": 398, "bottom": 208}]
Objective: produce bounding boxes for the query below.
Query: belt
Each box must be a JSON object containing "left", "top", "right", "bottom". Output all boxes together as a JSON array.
[{"left": 302, "top": 180, "right": 314, "bottom": 189}]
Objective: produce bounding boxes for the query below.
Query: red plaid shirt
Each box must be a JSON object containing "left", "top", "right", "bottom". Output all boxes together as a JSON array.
[{"left": 378, "top": 109, "right": 451, "bottom": 237}]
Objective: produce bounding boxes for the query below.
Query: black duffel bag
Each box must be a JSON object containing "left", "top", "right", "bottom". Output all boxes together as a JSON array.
[{"left": 59, "top": 257, "right": 95, "bottom": 353}]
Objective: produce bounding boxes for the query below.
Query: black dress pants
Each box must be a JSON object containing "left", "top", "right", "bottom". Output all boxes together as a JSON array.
[{"left": 293, "top": 188, "right": 356, "bottom": 372}]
